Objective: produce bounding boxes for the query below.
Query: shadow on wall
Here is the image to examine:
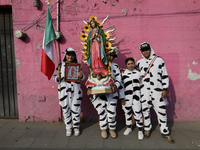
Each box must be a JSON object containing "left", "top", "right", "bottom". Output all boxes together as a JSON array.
[
  {"left": 58, "top": 33, "right": 67, "bottom": 45},
  {"left": 150, "top": 77, "right": 176, "bottom": 134}
]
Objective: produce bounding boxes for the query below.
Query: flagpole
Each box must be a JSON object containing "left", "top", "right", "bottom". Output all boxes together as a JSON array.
[
  {"left": 56, "top": 0, "right": 63, "bottom": 122},
  {"left": 57, "top": 0, "right": 61, "bottom": 63},
  {"left": 56, "top": 0, "right": 61, "bottom": 86}
]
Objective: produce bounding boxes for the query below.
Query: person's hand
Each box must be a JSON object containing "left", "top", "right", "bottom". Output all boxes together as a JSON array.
[
  {"left": 111, "top": 85, "right": 117, "bottom": 93},
  {"left": 78, "top": 72, "right": 83, "bottom": 79},
  {"left": 87, "top": 88, "right": 91, "bottom": 95},
  {"left": 120, "top": 69, "right": 125, "bottom": 74},
  {"left": 121, "top": 99, "right": 125, "bottom": 105},
  {"left": 161, "top": 90, "right": 167, "bottom": 98},
  {"left": 57, "top": 71, "right": 61, "bottom": 80}
]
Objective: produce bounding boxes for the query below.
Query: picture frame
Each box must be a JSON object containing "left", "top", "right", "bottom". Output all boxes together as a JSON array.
[{"left": 65, "top": 63, "right": 81, "bottom": 82}]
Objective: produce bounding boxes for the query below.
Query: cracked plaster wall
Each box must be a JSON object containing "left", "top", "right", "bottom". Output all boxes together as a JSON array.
[{"left": 1, "top": 0, "right": 200, "bottom": 122}]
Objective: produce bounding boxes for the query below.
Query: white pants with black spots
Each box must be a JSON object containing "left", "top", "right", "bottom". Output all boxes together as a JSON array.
[
  {"left": 59, "top": 87, "right": 82, "bottom": 130},
  {"left": 92, "top": 93, "right": 118, "bottom": 130},
  {"left": 142, "top": 98, "right": 169, "bottom": 135},
  {"left": 122, "top": 99, "right": 143, "bottom": 128}
]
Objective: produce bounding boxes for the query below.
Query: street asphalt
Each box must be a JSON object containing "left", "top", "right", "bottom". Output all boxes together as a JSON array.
[{"left": 0, "top": 119, "right": 200, "bottom": 150}]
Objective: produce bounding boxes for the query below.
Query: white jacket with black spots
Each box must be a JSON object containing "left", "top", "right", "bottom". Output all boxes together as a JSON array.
[
  {"left": 53, "top": 49, "right": 85, "bottom": 107},
  {"left": 121, "top": 68, "right": 141, "bottom": 103},
  {"left": 136, "top": 47, "right": 169, "bottom": 101}
]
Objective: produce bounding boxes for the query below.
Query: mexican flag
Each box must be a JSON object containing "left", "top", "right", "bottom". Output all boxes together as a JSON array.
[{"left": 41, "top": 3, "right": 56, "bottom": 80}]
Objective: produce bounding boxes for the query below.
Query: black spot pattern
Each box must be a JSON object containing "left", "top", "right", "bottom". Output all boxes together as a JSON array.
[
  {"left": 157, "top": 79, "right": 162, "bottom": 83},
  {"left": 150, "top": 72, "right": 153, "bottom": 77},
  {"left": 62, "top": 105, "right": 68, "bottom": 109},
  {"left": 74, "top": 104, "right": 80, "bottom": 107},
  {"left": 163, "top": 129, "right": 168, "bottom": 133},
  {"left": 107, "top": 109, "right": 115, "bottom": 115},
  {"left": 133, "top": 79, "right": 140, "bottom": 83},
  {"left": 144, "top": 78, "right": 150, "bottom": 82},
  {"left": 144, "top": 67, "right": 148, "bottom": 72},
  {"left": 150, "top": 82, "right": 154, "bottom": 86},
  {"left": 60, "top": 95, "right": 68, "bottom": 101},
  {"left": 154, "top": 88, "right": 163, "bottom": 92},
  {"left": 99, "top": 110, "right": 105, "bottom": 116},
  {"left": 133, "top": 95, "right": 140, "bottom": 101},
  {"left": 100, "top": 116, "right": 106, "bottom": 121},
  {"left": 96, "top": 103, "right": 101, "bottom": 109},
  {"left": 133, "top": 86, "right": 140, "bottom": 92},
  {"left": 122, "top": 75, "right": 129, "bottom": 80},
  {"left": 125, "top": 90, "right": 133, "bottom": 95},
  {"left": 159, "top": 105, "right": 166, "bottom": 109},
  {"left": 99, "top": 95, "right": 107, "bottom": 101},
  {"left": 162, "top": 75, "right": 168, "bottom": 79},
  {"left": 158, "top": 72, "right": 162, "bottom": 77},
  {"left": 77, "top": 97, "right": 82, "bottom": 101},
  {"left": 124, "top": 81, "right": 132, "bottom": 88},
  {"left": 58, "top": 86, "right": 66, "bottom": 92}
]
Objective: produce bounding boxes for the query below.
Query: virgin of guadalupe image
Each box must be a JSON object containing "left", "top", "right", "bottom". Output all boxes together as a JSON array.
[
  {"left": 68, "top": 66, "right": 77, "bottom": 79},
  {"left": 80, "top": 15, "right": 118, "bottom": 94}
]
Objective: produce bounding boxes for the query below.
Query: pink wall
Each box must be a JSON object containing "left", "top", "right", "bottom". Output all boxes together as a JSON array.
[{"left": 1, "top": 0, "right": 200, "bottom": 122}]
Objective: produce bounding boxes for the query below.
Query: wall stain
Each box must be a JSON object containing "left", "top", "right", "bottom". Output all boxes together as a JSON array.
[
  {"left": 187, "top": 69, "right": 200, "bottom": 80},
  {"left": 16, "top": 59, "right": 22, "bottom": 71}
]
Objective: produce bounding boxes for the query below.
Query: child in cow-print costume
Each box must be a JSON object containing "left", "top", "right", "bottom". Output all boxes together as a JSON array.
[
  {"left": 87, "top": 50, "right": 124, "bottom": 139},
  {"left": 53, "top": 47, "right": 85, "bottom": 137},
  {"left": 136, "top": 42, "right": 174, "bottom": 143},
  {"left": 121, "top": 57, "right": 144, "bottom": 140}
]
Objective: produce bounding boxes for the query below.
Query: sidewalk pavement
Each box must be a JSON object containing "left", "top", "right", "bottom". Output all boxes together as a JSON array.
[{"left": 0, "top": 119, "right": 200, "bottom": 150}]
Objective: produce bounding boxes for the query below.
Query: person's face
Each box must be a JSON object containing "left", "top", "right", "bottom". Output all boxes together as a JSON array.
[
  {"left": 66, "top": 52, "right": 75, "bottom": 62},
  {"left": 109, "top": 55, "right": 115, "bottom": 62},
  {"left": 141, "top": 49, "right": 151, "bottom": 59},
  {"left": 96, "top": 74, "right": 102, "bottom": 81},
  {"left": 126, "top": 60, "right": 135, "bottom": 71},
  {"left": 91, "top": 21, "right": 96, "bottom": 28}
]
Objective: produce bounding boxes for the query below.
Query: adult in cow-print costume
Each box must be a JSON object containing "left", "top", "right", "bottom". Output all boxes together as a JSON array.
[
  {"left": 53, "top": 47, "right": 85, "bottom": 137},
  {"left": 136, "top": 42, "right": 174, "bottom": 143},
  {"left": 87, "top": 51, "right": 123, "bottom": 139}
]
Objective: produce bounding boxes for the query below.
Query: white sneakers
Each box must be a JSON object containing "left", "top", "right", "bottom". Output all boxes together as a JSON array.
[
  {"left": 123, "top": 128, "right": 132, "bottom": 135},
  {"left": 74, "top": 128, "right": 80, "bottom": 136},
  {"left": 66, "top": 128, "right": 80, "bottom": 136},
  {"left": 138, "top": 131, "right": 144, "bottom": 140},
  {"left": 66, "top": 128, "right": 72, "bottom": 137},
  {"left": 123, "top": 128, "right": 144, "bottom": 140}
]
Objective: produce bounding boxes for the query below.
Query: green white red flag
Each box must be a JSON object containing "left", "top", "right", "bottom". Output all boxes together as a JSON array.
[{"left": 41, "top": 2, "right": 56, "bottom": 80}]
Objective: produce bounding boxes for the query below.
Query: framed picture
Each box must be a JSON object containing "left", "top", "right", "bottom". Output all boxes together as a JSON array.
[{"left": 65, "top": 63, "right": 81, "bottom": 82}]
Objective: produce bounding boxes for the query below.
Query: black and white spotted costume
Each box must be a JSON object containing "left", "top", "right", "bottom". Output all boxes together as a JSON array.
[
  {"left": 91, "top": 62, "right": 123, "bottom": 130},
  {"left": 136, "top": 44, "right": 169, "bottom": 135},
  {"left": 121, "top": 68, "right": 143, "bottom": 129},
  {"left": 53, "top": 48, "right": 85, "bottom": 130}
]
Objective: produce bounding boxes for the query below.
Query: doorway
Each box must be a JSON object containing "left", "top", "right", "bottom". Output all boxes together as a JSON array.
[{"left": 0, "top": 7, "right": 18, "bottom": 118}]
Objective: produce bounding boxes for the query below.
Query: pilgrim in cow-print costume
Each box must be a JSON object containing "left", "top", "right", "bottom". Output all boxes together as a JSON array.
[
  {"left": 121, "top": 58, "right": 143, "bottom": 140},
  {"left": 136, "top": 42, "right": 174, "bottom": 143},
  {"left": 53, "top": 47, "right": 85, "bottom": 136},
  {"left": 88, "top": 51, "right": 124, "bottom": 139},
  {"left": 92, "top": 62, "right": 121, "bottom": 128}
]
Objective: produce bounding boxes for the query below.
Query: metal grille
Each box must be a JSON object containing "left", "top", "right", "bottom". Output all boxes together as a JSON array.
[{"left": 0, "top": 7, "right": 18, "bottom": 118}]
